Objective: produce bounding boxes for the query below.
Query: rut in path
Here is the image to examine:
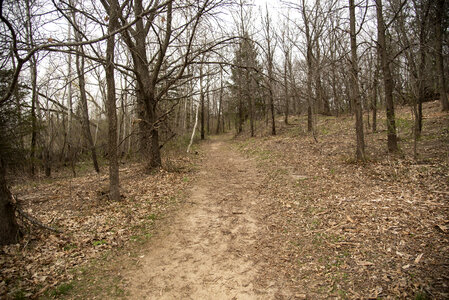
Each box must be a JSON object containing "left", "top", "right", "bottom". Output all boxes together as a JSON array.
[{"left": 124, "top": 137, "right": 277, "bottom": 299}]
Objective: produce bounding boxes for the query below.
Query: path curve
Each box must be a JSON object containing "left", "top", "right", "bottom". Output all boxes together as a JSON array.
[{"left": 125, "top": 136, "right": 276, "bottom": 299}]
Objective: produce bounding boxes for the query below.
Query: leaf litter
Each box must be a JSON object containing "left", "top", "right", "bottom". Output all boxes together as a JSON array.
[
  {"left": 1, "top": 156, "right": 195, "bottom": 299},
  {"left": 1, "top": 100, "right": 447, "bottom": 299},
  {"left": 234, "top": 101, "right": 448, "bottom": 299}
]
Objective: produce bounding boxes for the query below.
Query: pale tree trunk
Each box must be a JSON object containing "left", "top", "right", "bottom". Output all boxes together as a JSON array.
[
  {"left": 101, "top": 0, "right": 120, "bottom": 201},
  {"left": 435, "top": 0, "right": 449, "bottom": 111},
  {"left": 376, "top": 0, "right": 399, "bottom": 152},
  {"left": 187, "top": 103, "right": 199, "bottom": 153},
  {"left": 349, "top": 0, "right": 365, "bottom": 161}
]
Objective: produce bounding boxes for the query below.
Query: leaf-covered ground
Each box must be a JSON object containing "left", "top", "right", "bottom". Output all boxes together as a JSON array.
[
  {"left": 1, "top": 155, "right": 196, "bottom": 299},
  {"left": 234, "top": 100, "right": 448, "bottom": 299},
  {"left": 1, "top": 100, "right": 448, "bottom": 299}
]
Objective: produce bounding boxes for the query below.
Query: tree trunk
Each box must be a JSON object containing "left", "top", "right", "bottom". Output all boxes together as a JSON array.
[
  {"left": 306, "top": 49, "right": 314, "bottom": 133},
  {"left": 29, "top": 56, "right": 38, "bottom": 177},
  {"left": 267, "top": 50, "right": 276, "bottom": 136},
  {"left": 417, "top": 11, "right": 426, "bottom": 135},
  {"left": 238, "top": 90, "right": 243, "bottom": 134},
  {"left": 200, "top": 65, "right": 205, "bottom": 140},
  {"left": 268, "top": 85, "right": 276, "bottom": 136},
  {"left": 148, "top": 100, "right": 162, "bottom": 169},
  {"left": 435, "top": 0, "right": 449, "bottom": 111},
  {"left": 117, "top": 0, "right": 172, "bottom": 170},
  {"left": 376, "top": 0, "right": 399, "bottom": 152},
  {"left": 372, "top": 57, "right": 379, "bottom": 132},
  {"left": 284, "top": 55, "right": 289, "bottom": 124},
  {"left": 0, "top": 157, "right": 20, "bottom": 246},
  {"left": 26, "top": 0, "right": 38, "bottom": 176},
  {"left": 66, "top": 24, "right": 75, "bottom": 177},
  {"left": 303, "top": 2, "right": 314, "bottom": 133},
  {"left": 216, "top": 70, "right": 223, "bottom": 134},
  {"left": 350, "top": 0, "right": 366, "bottom": 161},
  {"left": 72, "top": 9, "right": 100, "bottom": 173},
  {"left": 248, "top": 80, "right": 255, "bottom": 137},
  {"left": 206, "top": 79, "right": 210, "bottom": 135},
  {"left": 103, "top": 0, "right": 120, "bottom": 201},
  {"left": 417, "top": 1, "right": 431, "bottom": 134},
  {"left": 75, "top": 53, "right": 100, "bottom": 173},
  {"left": 372, "top": 84, "right": 378, "bottom": 133}
]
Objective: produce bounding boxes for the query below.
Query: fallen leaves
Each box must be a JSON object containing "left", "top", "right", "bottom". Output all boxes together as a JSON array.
[
  {"left": 236, "top": 101, "right": 449, "bottom": 299},
  {"left": 1, "top": 157, "right": 194, "bottom": 298}
]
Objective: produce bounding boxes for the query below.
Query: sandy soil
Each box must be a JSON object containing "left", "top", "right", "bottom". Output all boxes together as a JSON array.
[{"left": 124, "top": 136, "right": 280, "bottom": 299}]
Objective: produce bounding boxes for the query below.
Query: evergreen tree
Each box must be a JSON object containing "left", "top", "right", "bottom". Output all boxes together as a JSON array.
[{"left": 230, "top": 33, "right": 262, "bottom": 136}]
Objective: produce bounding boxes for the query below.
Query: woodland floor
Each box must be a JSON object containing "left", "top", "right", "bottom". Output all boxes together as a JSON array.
[{"left": 1, "top": 100, "right": 448, "bottom": 299}]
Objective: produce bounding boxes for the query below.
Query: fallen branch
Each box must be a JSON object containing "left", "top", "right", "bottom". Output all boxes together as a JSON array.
[{"left": 12, "top": 195, "right": 63, "bottom": 234}]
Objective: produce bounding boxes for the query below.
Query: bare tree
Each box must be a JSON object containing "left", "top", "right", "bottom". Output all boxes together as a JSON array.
[
  {"left": 262, "top": 6, "right": 276, "bottom": 136},
  {"left": 349, "top": 0, "right": 365, "bottom": 161},
  {"left": 71, "top": 7, "right": 100, "bottom": 173},
  {"left": 279, "top": 18, "right": 292, "bottom": 124},
  {"left": 376, "top": 0, "right": 399, "bottom": 152},
  {"left": 25, "top": 0, "right": 39, "bottom": 176},
  {"left": 101, "top": 0, "right": 120, "bottom": 201}
]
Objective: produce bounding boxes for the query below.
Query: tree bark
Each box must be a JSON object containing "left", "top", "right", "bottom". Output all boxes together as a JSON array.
[
  {"left": 0, "top": 157, "right": 20, "bottom": 245},
  {"left": 376, "top": 0, "right": 399, "bottom": 152},
  {"left": 117, "top": 0, "right": 176, "bottom": 170},
  {"left": 284, "top": 53, "right": 289, "bottom": 124},
  {"left": 102, "top": 0, "right": 120, "bottom": 201},
  {"left": 435, "top": 0, "right": 449, "bottom": 111},
  {"left": 303, "top": 2, "right": 314, "bottom": 133},
  {"left": 349, "top": 0, "right": 366, "bottom": 161},
  {"left": 372, "top": 61, "right": 378, "bottom": 133}
]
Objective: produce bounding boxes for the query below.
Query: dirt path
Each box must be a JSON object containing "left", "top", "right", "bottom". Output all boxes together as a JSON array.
[{"left": 124, "top": 136, "right": 278, "bottom": 299}]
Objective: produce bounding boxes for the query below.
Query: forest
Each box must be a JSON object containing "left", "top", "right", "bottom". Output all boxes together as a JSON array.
[{"left": 0, "top": 0, "right": 448, "bottom": 299}]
